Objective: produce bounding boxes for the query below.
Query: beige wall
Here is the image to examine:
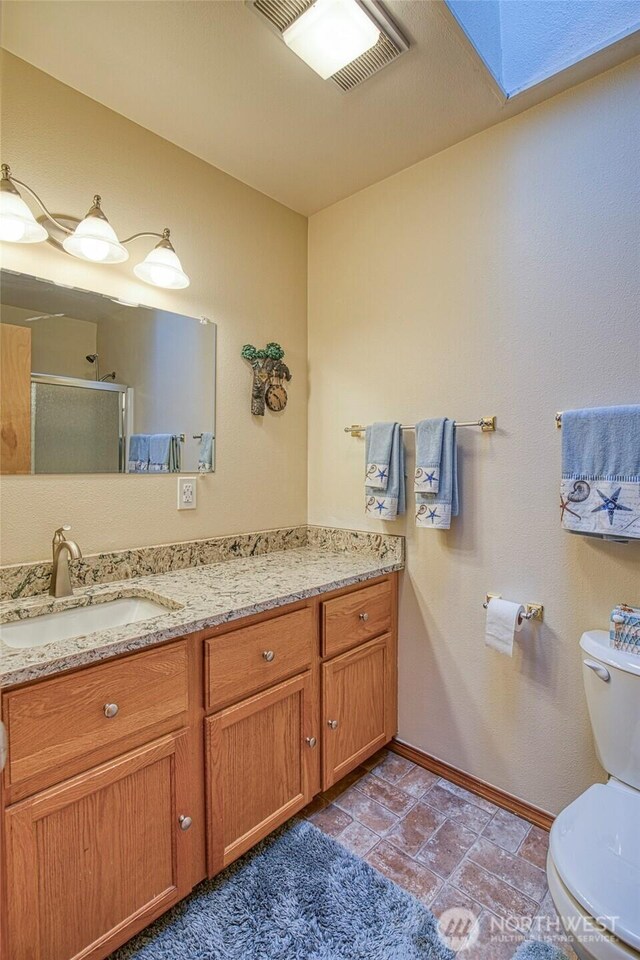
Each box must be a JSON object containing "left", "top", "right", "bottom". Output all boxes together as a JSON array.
[
  {"left": 0, "top": 53, "right": 308, "bottom": 563},
  {"left": 1, "top": 305, "right": 98, "bottom": 379},
  {"left": 308, "top": 58, "right": 640, "bottom": 814}
]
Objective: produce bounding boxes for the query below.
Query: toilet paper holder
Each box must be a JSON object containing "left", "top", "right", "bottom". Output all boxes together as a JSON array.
[{"left": 483, "top": 594, "right": 544, "bottom": 623}]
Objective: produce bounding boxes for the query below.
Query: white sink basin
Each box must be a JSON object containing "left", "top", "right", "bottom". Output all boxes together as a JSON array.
[{"left": 0, "top": 597, "right": 172, "bottom": 650}]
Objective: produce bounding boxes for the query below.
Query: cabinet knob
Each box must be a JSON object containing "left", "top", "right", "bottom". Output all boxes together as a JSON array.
[
  {"left": 359, "top": 612, "right": 369, "bottom": 622},
  {"left": 103, "top": 703, "right": 119, "bottom": 719},
  {"left": 305, "top": 736, "right": 317, "bottom": 748},
  {"left": 262, "top": 650, "right": 275, "bottom": 662},
  {"left": 178, "top": 815, "right": 192, "bottom": 831},
  {"left": 327, "top": 719, "right": 339, "bottom": 730}
]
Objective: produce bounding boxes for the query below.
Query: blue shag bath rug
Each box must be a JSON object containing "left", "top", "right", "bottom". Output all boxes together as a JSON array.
[
  {"left": 109, "top": 819, "right": 455, "bottom": 959},
  {"left": 513, "top": 943, "right": 572, "bottom": 959}
]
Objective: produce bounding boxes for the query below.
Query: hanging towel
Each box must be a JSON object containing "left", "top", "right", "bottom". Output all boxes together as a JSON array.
[
  {"left": 149, "top": 434, "right": 181, "bottom": 473},
  {"left": 416, "top": 419, "right": 458, "bottom": 529},
  {"left": 414, "top": 418, "right": 445, "bottom": 494},
  {"left": 198, "top": 432, "right": 214, "bottom": 473},
  {"left": 365, "top": 422, "right": 395, "bottom": 491},
  {"left": 561, "top": 405, "right": 640, "bottom": 539},
  {"left": 128, "top": 434, "right": 150, "bottom": 473},
  {"left": 171, "top": 436, "right": 181, "bottom": 473},
  {"left": 365, "top": 422, "right": 405, "bottom": 520}
]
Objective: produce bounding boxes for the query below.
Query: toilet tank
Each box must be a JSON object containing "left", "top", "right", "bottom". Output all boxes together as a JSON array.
[{"left": 580, "top": 631, "right": 640, "bottom": 790}]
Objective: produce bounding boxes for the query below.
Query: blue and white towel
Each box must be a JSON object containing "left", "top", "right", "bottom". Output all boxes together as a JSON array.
[
  {"left": 365, "top": 421, "right": 395, "bottom": 491},
  {"left": 415, "top": 419, "right": 458, "bottom": 529},
  {"left": 414, "top": 418, "right": 445, "bottom": 495},
  {"left": 365, "top": 422, "right": 405, "bottom": 521},
  {"left": 561, "top": 405, "right": 640, "bottom": 539},
  {"left": 128, "top": 434, "right": 150, "bottom": 473},
  {"left": 198, "top": 432, "right": 214, "bottom": 473},
  {"left": 149, "top": 434, "right": 181, "bottom": 473}
]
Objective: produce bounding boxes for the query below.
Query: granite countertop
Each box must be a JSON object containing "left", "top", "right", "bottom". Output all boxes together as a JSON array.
[{"left": 0, "top": 546, "right": 403, "bottom": 687}]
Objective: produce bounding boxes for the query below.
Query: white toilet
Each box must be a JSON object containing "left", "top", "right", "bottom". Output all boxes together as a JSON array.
[{"left": 547, "top": 631, "right": 640, "bottom": 960}]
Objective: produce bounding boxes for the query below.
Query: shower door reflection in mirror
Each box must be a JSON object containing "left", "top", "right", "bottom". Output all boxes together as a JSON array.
[{"left": 0, "top": 270, "right": 216, "bottom": 475}]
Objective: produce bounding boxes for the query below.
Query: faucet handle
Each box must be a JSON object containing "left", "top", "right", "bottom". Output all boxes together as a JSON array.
[{"left": 53, "top": 525, "right": 71, "bottom": 543}]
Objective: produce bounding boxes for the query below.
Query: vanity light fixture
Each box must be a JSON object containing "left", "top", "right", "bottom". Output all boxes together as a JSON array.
[
  {"left": 0, "top": 164, "right": 191, "bottom": 289},
  {"left": 133, "top": 229, "right": 190, "bottom": 290},
  {"left": 62, "top": 195, "right": 128, "bottom": 264},
  {"left": 0, "top": 169, "right": 48, "bottom": 243}
]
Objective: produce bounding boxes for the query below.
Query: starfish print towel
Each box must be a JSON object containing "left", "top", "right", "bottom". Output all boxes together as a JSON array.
[
  {"left": 365, "top": 422, "right": 405, "bottom": 520},
  {"left": 416, "top": 418, "right": 458, "bottom": 529},
  {"left": 414, "top": 418, "right": 445, "bottom": 495},
  {"left": 560, "top": 406, "right": 640, "bottom": 539}
]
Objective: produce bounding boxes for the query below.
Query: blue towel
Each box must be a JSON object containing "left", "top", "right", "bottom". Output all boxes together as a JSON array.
[
  {"left": 198, "top": 432, "right": 214, "bottom": 473},
  {"left": 416, "top": 419, "right": 458, "bottom": 529},
  {"left": 128, "top": 434, "right": 150, "bottom": 472},
  {"left": 414, "top": 418, "right": 445, "bottom": 494},
  {"left": 149, "top": 434, "right": 181, "bottom": 473},
  {"left": 561, "top": 405, "right": 640, "bottom": 539},
  {"left": 365, "top": 421, "right": 395, "bottom": 491},
  {"left": 365, "top": 422, "right": 405, "bottom": 521}
]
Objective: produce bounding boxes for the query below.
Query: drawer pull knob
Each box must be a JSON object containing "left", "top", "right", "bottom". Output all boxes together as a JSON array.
[
  {"left": 262, "top": 650, "right": 275, "bottom": 662},
  {"left": 178, "top": 815, "right": 192, "bottom": 831},
  {"left": 306, "top": 736, "right": 317, "bottom": 748},
  {"left": 103, "top": 703, "right": 119, "bottom": 719},
  {"left": 359, "top": 612, "right": 369, "bottom": 622},
  {"left": 327, "top": 719, "right": 339, "bottom": 730}
]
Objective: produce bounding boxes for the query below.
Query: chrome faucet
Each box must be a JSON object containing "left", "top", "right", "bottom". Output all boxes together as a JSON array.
[{"left": 49, "top": 525, "right": 82, "bottom": 598}]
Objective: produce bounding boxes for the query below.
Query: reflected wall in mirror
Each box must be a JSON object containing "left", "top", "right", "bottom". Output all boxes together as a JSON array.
[{"left": 0, "top": 270, "right": 216, "bottom": 475}]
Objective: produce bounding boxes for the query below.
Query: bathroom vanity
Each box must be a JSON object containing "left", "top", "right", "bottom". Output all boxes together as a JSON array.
[{"left": 0, "top": 534, "right": 401, "bottom": 960}]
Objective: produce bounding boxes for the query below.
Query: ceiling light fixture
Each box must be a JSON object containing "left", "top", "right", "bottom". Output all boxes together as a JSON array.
[
  {"left": 283, "top": 0, "right": 380, "bottom": 79},
  {"left": 248, "top": 0, "right": 409, "bottom": 90},
  {"left": 0, "top": 164, "right": 191, "bottom": 289}
]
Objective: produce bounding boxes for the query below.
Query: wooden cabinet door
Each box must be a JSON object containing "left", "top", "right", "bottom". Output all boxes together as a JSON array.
[
  {"left": 206, "top": 672, "right": 314, "bottom": 874},
  {"left": 322, "top": 635, "right": 390, "bottom": 790},
  {"left": 5, "top": 731, "right": 194, "bottom": 960}
]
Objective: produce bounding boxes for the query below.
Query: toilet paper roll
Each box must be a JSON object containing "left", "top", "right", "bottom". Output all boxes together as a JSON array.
[{"left": 485, "top": 598, "right": 525, "bottom": 657}]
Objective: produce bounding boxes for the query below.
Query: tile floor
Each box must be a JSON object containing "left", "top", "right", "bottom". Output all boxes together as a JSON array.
[{"left": 303, "top": 749, "right": 578, "bottom": 959}]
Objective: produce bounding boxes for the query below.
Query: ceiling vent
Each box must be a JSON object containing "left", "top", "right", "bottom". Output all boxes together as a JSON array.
[{"left": 247, "top": 0, "right": 409, "bottom": 91}]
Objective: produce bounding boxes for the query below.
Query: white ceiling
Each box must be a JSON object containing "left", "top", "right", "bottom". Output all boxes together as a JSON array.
[{"left": 2, "top": 0, "right": 638, "bottom": 215}]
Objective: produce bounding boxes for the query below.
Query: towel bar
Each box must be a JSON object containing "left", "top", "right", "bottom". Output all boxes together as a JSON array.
[{"left": 344, "top": 416, "right": 496, "bottom": 438}]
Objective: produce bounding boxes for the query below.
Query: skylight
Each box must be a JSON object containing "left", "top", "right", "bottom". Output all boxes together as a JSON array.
[{"left": 446, "top": 0, "right": 640, "bottom": 97}]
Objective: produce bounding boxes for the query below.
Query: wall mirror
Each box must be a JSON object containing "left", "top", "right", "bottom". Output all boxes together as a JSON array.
[{"left": 0, "top": 269, "right": 216, "bottom": 475}]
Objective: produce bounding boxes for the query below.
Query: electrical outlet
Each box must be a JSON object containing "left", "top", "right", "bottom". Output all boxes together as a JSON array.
[{"left": 177, "top": 477, "right": 197, "bottom": 510}]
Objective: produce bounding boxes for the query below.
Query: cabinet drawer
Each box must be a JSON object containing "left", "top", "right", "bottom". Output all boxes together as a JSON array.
[
  {"left": 3, "top": 640, "right": 188, "bottom": 788},
  {"left": 205, "top": 607, "right": 314, "bottom": 711},
  {"left": 322, "top": 580, "right": 391, "bottom": 658}
]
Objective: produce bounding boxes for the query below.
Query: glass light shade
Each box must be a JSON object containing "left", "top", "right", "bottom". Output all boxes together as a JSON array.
[
  {"left": 62, "top": 213, "right": 128, "bottom": 264},
  {"left": 283, "top": 0, "right": 380, "bottom": 79},
  {"left": 0, "top": 189, "right": 48, "bottom": 243},
  {"left": 134, "top": 242, "right": 190, "bottom": 289}
]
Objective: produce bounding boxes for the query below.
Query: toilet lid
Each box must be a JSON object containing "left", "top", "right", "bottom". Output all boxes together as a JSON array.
[{"left": 550, "top": 782, "right": 640, "bottom": 951}]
